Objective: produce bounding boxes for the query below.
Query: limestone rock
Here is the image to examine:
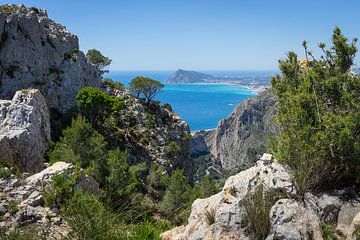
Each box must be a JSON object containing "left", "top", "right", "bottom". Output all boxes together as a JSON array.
[
  {"left": 161, "top": 154, "right": 295, "bottom": 240},
  {"left": 162, "top": 154, "right": 360, "bottom": 240},
  {"left": 336, "top": 202, "right": 360, "bottom": 237},
  {"left": 0, "top": 4, "right": 101, "bottom": 112},
  {"left": 0, "top": 89, "right": 50, "bottom": 172},
  {"left": 347, "top": 211, "right": 360, "bottom": 240}
]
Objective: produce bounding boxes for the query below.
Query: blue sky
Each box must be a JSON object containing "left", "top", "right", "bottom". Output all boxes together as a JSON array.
[{"left": 4, "top": 0, "right": 360, "bottom": 71}]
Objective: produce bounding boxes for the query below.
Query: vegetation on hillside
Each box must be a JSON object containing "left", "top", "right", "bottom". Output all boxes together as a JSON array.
[{"left": 271, "top": 27, "right": 360, "bottom": 196}]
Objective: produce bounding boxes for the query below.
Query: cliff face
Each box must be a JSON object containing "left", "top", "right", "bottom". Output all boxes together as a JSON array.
[
  {"left": 192, "top": 90, "right": 278, "bottom": 171},
  {"left": 0, "top": 4, "right": 101, "bottom": 112},
  {"left": 211, "top": 90, "right": 278, "bottom": 170}
]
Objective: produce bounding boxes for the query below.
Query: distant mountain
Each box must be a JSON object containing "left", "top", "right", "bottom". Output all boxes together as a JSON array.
[
  {"left": 166, "top": 69, "right": 214, "bottom": 83},
  {"left": 166, "top": 69, "right": 272, "bottom": 88}
]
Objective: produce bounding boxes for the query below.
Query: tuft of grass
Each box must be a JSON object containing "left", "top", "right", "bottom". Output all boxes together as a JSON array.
[
  {"left": 8, "top": 200, "right": 19, "bottom": 215},
  {"left": 204, "top": 208, "right": 216, "bottom": 226},
  {"left": 320, "top": 224, "right": 337, "bottom": 240},
  {"left": 240, "top": 185, "right": 283, "bottom": 240},
  {"left": 0, "top": 226, "right": 40, "bottom": 240}
]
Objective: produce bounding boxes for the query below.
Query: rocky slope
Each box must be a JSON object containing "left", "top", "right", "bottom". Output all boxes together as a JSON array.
[
  {"left": 0, "top": 162, "right": 72, "bottom": 239},
  {"left": 192, "top": 90, "right": 278, "bottom": 171},
  {"left": 0, "top": 161, "right": 99, "bottom": 239},
  {"left": 0, "top": 4, "right": 101, "bottom": 112},
  {"left": 0, "top": 89, "right": 50, "bottom": 173},
  {"left": 162, "top": 154, "right": 360, "bottom": 240},
  {"left": 114, "top": 90, "right": 194, "bottom": 179}
]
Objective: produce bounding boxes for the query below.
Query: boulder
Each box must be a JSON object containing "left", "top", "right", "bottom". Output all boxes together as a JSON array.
[
  {"left": 161, "top": 154, "right": 296, "bottom": 240},
  {"left": 347, "top": 211, "right": 360, "bottom": 240},
  {"left": 0, "top": 89, "right": 50, "bottom": 172}
]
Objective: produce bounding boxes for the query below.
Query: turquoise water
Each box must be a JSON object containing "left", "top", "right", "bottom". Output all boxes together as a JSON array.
[{"left": 105, "top": 71, "right": 272, "bottom": 130}]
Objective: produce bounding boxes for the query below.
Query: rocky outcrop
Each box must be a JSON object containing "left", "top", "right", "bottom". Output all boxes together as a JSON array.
[
  {"left": 114, "top": 91, "right": 194, "bottom": 179},
  {"left": 0, "top": 4, "right": 101, "bottom": 112},
  {"left": 194, "top": 90, "right": 278, "bottom": 171},
  {"left": 162, "top": 154, "right": 360, "bottom": 240},
  {"left": 0, "top": 89, "right": 50, "bottom": 173},
  {"left": 0, "top": 162, "right": 73, "bottom": 239}
]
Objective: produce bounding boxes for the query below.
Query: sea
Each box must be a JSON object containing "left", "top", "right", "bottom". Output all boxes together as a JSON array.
[{"left": 105, "top": 71, "right": 275, "bottom": 131}]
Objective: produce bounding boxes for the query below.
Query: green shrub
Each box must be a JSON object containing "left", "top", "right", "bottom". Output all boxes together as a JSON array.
[
  {"left": 271, "top": 27, "right": 360, "bottom": 194},
  {"left": 103, "top": 78, "right": 125, "bottom": 91},
  {"left": 76, "top": 87, "right": 124, "bottom": 129},
  {"left": 162, "top": 103, "right": 172, "bottom": 112},
  {"left": 49, "top": 115, "right": 108, "bottom": 184},
  {"left": 44, "top": 172, "right": 77, "bottom": 210},
  {"left": 8, "top": 200, "right": 19, "bottom": 215},
  {"left": 164, "top": 141, "right": 181, "bottom": 157},
  {"left": 66, "top": 190, "right": 126, "bottom": 240},
  {"left": 0, "top": 167, "right": 11, "bottom": 179},
  {"left": 159, "top": 169, "right": 191, "bottom": 224},
  {"left": 320, "top": 224, "right": 337, "bottom": 240},
  {"left": 0, "top": 226, "right": 39, "bottom": 240}
]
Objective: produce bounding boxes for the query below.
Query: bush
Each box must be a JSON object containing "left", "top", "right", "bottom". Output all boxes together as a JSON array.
[
  {"left": 0, "top": 226, "right": 40, "bottom": 240},
  {"left": 271, "top": 27, "right": 360, "bottom": 195},
  {"left": 164, "top": 141, "right": 181, "bottom": 157},
  {"left": 44, "top": 172, "right": 77, "bottom": 210},
  {"left": 162, "top": 103, "right": 172, "bottom": 112},
  {"left": 76, "top": 87, "right": 124, "bottom": 129},
  {"left": 66, "top": 190, "right": 126, "bottom": 240},
  {"left": 49, "top": 115, "right": 108, "bottom": 184},
  {"left": 159, "top": 169, "right": 191, "bottom": 224}
]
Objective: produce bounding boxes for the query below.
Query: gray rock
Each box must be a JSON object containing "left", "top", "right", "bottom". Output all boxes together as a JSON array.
[
  {"left": 0, "top": 4, "right": 101, "bottom": 112},
  {"left": 0, "top": 89, "right": 50, "bottom": 172},
  {"left": 74, "top": 173, "right": 100, "bottom": 196},
  {"left": 192, "top": 90, "right": 278, "bottom": 171},
  {"left": 161, "top": 154, "right": 295, "bottom": 240},
  {"left": 336, "top": 202, "right": 360, "bottom": 237}
]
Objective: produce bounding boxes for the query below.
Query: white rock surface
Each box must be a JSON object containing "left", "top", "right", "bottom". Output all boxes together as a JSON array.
[{"left": 0, "top": 89, "right": 50, "bottom": 172}]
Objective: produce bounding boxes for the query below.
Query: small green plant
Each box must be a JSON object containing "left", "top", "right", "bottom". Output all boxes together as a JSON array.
[
  {"left": 355, "top": 225, "right": 360, "bottom": 240},
  {"left": 44, "top": 172, "right": 77, "bottom": 210},
  {"left": 204, "top": 208, "right": 216, "bottom": 226},
  {"left": 240, "top": 185, "right": 282, "bottom": 240},
  {"left": 164, "top": 141, "right": 181, "bottom": 157},
  {"left": 0, "top": 226, "right": 39, "bottom": 240},
  {"left": 162, "top": 103, "right": 172, "bottom": 112},
  {"left": 320, "top": 224, "right": 337, "bottom": 240},
  {"left": 29, "top": 7, "right": 40, "bottom": 14},
  {"left": 8, "top": 200, "right": 19, "bottom": 215},
  {"left": 0, "top": 167, "right": 11, "bottom": 179}
]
